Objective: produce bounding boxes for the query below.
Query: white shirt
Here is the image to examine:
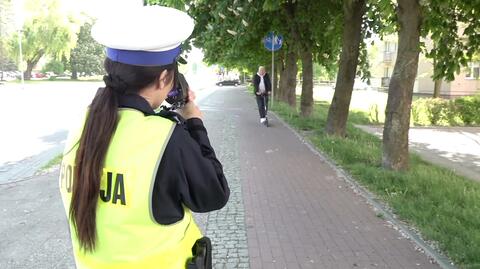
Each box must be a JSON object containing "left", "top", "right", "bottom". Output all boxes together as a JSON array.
[{"left": 258, "top": 73, "right": 266, "bottom": 93}]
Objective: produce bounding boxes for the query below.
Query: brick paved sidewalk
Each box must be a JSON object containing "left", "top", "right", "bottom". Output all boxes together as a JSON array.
[{"left": 209, "top": 87, "right": 440, "bottom": 269}]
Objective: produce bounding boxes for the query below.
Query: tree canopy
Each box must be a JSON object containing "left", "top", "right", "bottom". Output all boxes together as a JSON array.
[
  {"left": 147, "top": 0, "right": 343, "bottom": 73},
  {"left": 68, "top": 21, "right": 105, "bottom": 79},
  {"left": 8, "top": 0, "right": 79, "bottom": 79},
  {"left": 0, "top": 0, "right": 16, "bottom": 73},
  {"left": 424, "top": 0, "right": 480, "bottom": 81}
]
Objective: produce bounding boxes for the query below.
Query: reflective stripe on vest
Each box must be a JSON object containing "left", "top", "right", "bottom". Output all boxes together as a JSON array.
[{"left": 59, "top": 108, "right": 202, "bottom": 269}]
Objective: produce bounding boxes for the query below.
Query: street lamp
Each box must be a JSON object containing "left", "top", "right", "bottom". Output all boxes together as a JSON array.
[
  {"left": 13, "top": 0, "right": 25, "bottom": 88},
  {"left": 16, "top": 30, "right": 24, "bottom": 86}
]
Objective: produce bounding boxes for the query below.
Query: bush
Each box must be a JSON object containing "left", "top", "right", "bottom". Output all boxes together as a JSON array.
[
  {"left": 412, "top": 98, "right": 430, "bottom": 125},
  {"left": 454, "top": 96, "right": 480, "bottom": 125},
  {"left": 412, "top": 96, "right": 480, "bottom": 126},
  {"left": 426, "top": 98, "right": 446, "bottom": 125},
  {"left": 42, "top": 60, "right": 64, "bottom": 75},
  {"left": 411, "top": 98, "right": 455, "bottom": 125},
  {"left": 442, "top": 100, "right": 460, "bottom": 126}
]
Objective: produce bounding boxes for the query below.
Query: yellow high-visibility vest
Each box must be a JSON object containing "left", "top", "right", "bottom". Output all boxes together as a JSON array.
[{"left": 59, "top": 108, "right": 202, "bottom": 269}]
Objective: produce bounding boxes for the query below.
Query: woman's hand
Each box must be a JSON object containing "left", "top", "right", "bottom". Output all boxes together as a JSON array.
[{"left": 179, "top": 90, "right": 202, "bottom": 120}]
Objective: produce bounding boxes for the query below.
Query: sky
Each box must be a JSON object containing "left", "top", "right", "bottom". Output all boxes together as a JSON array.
[
  {"left": 11, "top": 0, "right": 145, "bottom": 26},
  {"left": 74, "top": 0, "right": 144, "bottom": 19}
]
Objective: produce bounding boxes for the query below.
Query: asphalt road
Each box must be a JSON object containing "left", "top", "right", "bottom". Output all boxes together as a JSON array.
[{"left": 0, "top": 82, "right": 218, "bottom": 184}]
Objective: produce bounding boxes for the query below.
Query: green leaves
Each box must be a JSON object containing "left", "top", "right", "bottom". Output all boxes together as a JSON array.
[
  {"left": 368, "top": 0, "right": 480, "bottom": 82},
  {"left": 42, "top": 59, "right": 64, "bottom": 74},
  {"left": 365, "top": 1, "right": 396, "bottom": 38},
  {"left": 145, "top": 0, "right": 186, "bottom": 10},
  {"left": 357, "top": 40, "right": 371, "bottom": 84},
  {"left": 0, "top": 0, "right": 15, "bottom": 72},
  {"left": 150, "top": 0, "right": 480, "bottom": 85},
  {"left": 152, "top": 0, "right": 343, "bottom": 73},
  {"left": 69, "top": 22, "right": 105, "bottom": 77},
  {"left": 187, "top": 0, "right": 274, "bottom": 71},
  {"left": 422, "top": 0, "right": 480, "bottom": 81},
  {"left": 8, "top": 0, "right": 79, "bottom": 70}
]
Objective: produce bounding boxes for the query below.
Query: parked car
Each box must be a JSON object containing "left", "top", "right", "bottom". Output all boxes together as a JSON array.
[
  {"left": 33, "top": 72, "right": 47, "bottom": 79},
  {"left": 0, "top": 71, "right": 18, "bottom": 81},
  {"left": 216, "top": 79, "right": 240, "bottom": 86}
]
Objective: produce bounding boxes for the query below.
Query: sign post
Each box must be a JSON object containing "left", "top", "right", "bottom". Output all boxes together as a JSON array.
[
  {"left": 263, "top": 32, "right": 283, "bottom": 106},
  {"left": 271, "top": 38, "right": 274, "bottom": 102}
]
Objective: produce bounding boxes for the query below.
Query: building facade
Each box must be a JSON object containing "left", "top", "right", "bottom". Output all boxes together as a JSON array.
[{"left": 369, "top": 35, "right": 480, "bottom": 98}]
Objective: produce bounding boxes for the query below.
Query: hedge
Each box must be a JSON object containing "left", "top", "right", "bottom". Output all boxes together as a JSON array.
[{"left": 411, "top": 95, "right": 480, "bottom": 126}]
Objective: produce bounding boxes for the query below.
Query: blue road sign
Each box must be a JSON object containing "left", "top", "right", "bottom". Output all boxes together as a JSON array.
[{"left": 263, "top": 32, "right": 283, "bottom": 51}]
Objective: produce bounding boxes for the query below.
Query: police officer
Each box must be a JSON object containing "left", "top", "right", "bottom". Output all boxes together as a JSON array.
[{"left": 59, "top": 6, "right": 229, "bottom": 269}]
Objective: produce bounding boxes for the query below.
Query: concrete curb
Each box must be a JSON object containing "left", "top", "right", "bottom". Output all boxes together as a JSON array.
[{"left": 270, "top": 111, "right": 456, "bottom": 269}]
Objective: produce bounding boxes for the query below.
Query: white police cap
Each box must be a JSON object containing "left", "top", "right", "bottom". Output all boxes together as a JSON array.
[{"left": 91, "top": 5, "right": 194, "bottom": 66}]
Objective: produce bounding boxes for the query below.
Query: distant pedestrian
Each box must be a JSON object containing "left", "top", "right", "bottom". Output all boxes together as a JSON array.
[{"left": 252, "top": 66, "right": 271, "bottom": 125}]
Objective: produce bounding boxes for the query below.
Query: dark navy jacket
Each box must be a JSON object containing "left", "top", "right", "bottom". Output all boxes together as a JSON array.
[
  {"left": 252, "top": 73, "right": 272, "bottom": 95},
  {"left": 118, "top": 93, "right": 230, "bottom": 224}
]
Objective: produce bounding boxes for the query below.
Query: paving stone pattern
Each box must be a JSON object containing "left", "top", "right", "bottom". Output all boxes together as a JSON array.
[
  {"left": 194, "top": 89, "right": 250, "bottom": 268},
  {"left": 0, "top": 87, "right": 445, "bottom": 269},
  {"left": 230, "top": 87, "right": 441, "bottom": 269}
]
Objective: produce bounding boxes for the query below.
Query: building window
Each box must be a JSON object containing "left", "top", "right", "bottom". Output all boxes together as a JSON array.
[
  {"left": 466, "top": 62, "right": 480, "bottom": 79},
  {"left": 383, "top": 42, "right": 396, "bottom": 62},
  {"left": 384, "top": 67, "right": 390, "bottom": 78},
  {"left": 384, "top": 42, "right": 396, "bottom": 53}
]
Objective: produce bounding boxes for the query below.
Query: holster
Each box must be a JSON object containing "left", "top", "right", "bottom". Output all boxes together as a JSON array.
[{"left": 186, "top": 237, "right": 212, "bottom": 269}]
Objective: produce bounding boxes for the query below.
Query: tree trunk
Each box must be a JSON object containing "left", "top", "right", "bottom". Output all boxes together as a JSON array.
[
  {"left": 382, "top": 0, "right": 422, "bottom": 171},
  {"left": 24, "top": 52, "right": 44, "bottom": 81},
  {"left": 433, "top": 79, "right": 442, "bottom": 98},
  {"left": 285, "top": 49, "right": 298, "bottom": 108},
  {"left": 432, "top": 56, "right": 442, "bottom": 98},
  {"left": 71, "top": 55, "right": 78, "bottom": 79},
  {"left": 283, "top": 1, "right": 301, "bottom": 109},
  {"left": 300, "top": 48, "right": 313, "bottom": 117},
  {"left": 71, "top": 68, "right": 78, "bottom": 80},
  {"left": 325, "top": 0, "right": 367, "bottom": 137},
  {"left": 273, "top": 57, "right": 280, "bottom": 100},
  {"left": 279, "top": 56, "right": 287, "bottom": 102},
  {"left": 279, "top": 46, "right": 298, "bottom": 107},
  {"left": 24, "top": 61, "right": 35, "bottom": 80}
]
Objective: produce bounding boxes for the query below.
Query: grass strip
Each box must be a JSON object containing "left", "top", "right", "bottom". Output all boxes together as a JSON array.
[{"left": 40, "top": 154, "right": 63, "bottom": 171}]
